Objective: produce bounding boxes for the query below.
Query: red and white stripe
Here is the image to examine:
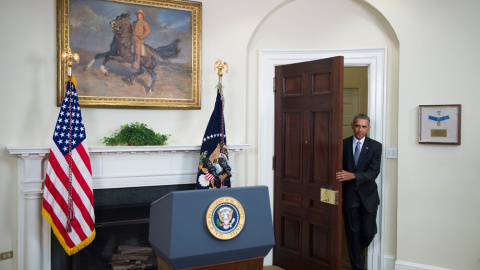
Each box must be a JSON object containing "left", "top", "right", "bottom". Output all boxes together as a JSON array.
[
  {"left": 205, "top": 172, "right": 215, "bottom": 181},
  {"left": 42, "top": 139, "right": 95, "bottom": 255}
]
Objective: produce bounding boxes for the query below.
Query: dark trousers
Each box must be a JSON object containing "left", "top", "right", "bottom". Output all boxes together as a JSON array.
[{"left": 343, "top": 206, "right": 377, "bottom": 270}]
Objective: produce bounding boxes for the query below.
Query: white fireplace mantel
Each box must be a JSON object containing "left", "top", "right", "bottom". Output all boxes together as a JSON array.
[{"left": 8, "top": 144, "right": 248, "bottom": 270}]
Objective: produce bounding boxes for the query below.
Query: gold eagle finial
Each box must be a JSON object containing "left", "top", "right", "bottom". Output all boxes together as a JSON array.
[
  {"left": 61, "top": 47, "right": 80, "bottom": 77},
  {"left": 214, "top": 59, "right": 228, "bottom": 78}
]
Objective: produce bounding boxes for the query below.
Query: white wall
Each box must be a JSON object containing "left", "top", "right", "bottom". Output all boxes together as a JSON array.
[
  {"left": 0, "top": 0, "right": 282, "bottom": 268},
  {"left": 367, "top": 0, "right": 480, "bottom": 269},
  {"left": 246, "top": 0, "right": 400, "bottom": 262},
  {"left": 1, "top": 0, "right": 479, "bottom": 269}
]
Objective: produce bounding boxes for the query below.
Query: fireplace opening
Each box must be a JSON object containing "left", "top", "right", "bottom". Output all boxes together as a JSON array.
[{"left": 51, "top": 184, "right": 195, "bottom": 270}]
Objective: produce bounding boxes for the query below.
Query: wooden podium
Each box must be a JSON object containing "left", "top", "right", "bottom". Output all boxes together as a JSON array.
[
  {"left": 157, "top": 257, "right": 264, "bottom": 270},
  {"left": 149, "top": 187, "right": 274, "bottom": 270}
]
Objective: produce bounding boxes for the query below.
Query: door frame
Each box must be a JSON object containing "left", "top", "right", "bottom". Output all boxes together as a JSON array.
[{"left": 258, "top": 48, "right": 387, "bottom": 270}]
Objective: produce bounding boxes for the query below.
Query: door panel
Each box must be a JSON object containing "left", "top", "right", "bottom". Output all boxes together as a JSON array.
[
  {"left": 284, "top": 112, "right": 302, "bottom": 180},
  {"left": 285, "top": 76, "right": 303, "bottom": 94},
  {"left": 312, "top": 111, "right": 331, "bottom": 185},
  {"left": 282, "top": 216, "right": 302, "bottom": 252},
  {"left": 313, "top": 73, "right": 331, "bottom": 93},
  {"left": 310, "top": 224, "right": 330, "bottom": 263},
  {"left": 274, "top": 57, "right": 344, "bottom": 270}
]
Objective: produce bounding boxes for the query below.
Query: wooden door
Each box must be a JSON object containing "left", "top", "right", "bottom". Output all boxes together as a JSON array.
[{"left": 273, "top": 57, "right": 344, "bottom": 270}]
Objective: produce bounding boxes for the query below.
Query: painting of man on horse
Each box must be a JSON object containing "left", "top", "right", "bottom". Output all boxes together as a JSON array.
[{"left": 69, "top": 0, "right": 194, "bottom": 99}]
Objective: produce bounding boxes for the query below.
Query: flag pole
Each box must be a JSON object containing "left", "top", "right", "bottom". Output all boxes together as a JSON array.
[
  {"left": 214, "top": 59, "right": 228, "bottom": 153},
  {"left": 60, "top": 46, "right": 79, "bottom": 232}
]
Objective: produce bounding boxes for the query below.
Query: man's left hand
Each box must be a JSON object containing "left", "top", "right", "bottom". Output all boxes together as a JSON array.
[{"left": 336, "top": 170, "right": 355, "bottom": 181}]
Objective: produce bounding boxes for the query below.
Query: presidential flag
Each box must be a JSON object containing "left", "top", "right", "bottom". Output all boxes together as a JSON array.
[
  {"left": 42, "top": 76, "right": 95, "bottom": 255},
  {"left": 196, "top": 85, "right": 230, "bottom": 189}
]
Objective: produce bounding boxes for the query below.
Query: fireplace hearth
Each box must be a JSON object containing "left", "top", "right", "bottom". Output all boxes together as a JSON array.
[{"left": 51, "top": 184, "right": 194, "bottom": 270}]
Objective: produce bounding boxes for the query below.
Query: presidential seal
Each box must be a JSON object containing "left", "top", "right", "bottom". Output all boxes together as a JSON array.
[{"left": 206, "top": 196, "right": 245, "bottom": 240}]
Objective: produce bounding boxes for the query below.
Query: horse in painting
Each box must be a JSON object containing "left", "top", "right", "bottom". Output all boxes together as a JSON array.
[{"left": 83, "top": 13, "right": 179, "bottom": 93}]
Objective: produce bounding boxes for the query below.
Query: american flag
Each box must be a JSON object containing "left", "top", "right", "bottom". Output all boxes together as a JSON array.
[{"left": 42, "top": 76, "right": 95, "bottom": 255}]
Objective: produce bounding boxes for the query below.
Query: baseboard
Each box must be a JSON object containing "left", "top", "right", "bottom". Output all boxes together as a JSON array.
[
  {"left": 383, "top": 255, "right": 395, "bottom": 270},
  {"left": 264, "top": 254, "right": 449, "bottom": 270},
  {"left": 395, "top": 260, "right": 451, "bottom": 270}
]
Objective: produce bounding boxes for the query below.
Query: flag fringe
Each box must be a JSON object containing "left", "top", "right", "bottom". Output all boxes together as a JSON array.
[
  {"left": 42, "top": 207, "right": 96, "bottom": 256},
  {"left": 69, "top": 75, "right": 77, "bottom": 87}
]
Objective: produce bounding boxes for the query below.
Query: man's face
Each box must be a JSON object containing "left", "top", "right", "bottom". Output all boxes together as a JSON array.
[
  {"left": 351, "top": 118, "right": 370, "bottom": 140},
  {"left": 137, "top": 13, "right": 144, "bottom": 20}
]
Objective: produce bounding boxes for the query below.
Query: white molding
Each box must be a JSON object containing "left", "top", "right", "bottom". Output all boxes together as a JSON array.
[
  {"left": 8, "top": 144, "right": 248, "bottom": 270},
  {"left": 7, "top": 144, "right": 249, "bottom": 155},
  {"left": 258, "top": 48, "right": 387, "bottom": 269},
  {"left": 384, "top": 254, "right": 395, "bottom": 270},
  {"left": 395, "top": 260, "right": 452, "bottom": 270}
]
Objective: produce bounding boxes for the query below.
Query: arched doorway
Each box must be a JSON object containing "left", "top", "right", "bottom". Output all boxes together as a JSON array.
[{"left": 258, "top": 48, "right": 387, "bottom": 269}]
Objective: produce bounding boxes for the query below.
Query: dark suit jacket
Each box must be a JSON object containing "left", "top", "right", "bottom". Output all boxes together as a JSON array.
[{"left": 342, "top": 136, "right": 382, "bottom": 213}]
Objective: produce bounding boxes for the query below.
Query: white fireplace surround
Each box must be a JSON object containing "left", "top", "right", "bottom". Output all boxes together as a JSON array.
[{"left": 8, "top": 144, "right": 248, "bottom": 270}]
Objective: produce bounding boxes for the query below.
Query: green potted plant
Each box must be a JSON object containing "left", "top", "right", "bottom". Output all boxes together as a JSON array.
[{"left": 102, "top": 122, "right": 171, "bottom": 146}]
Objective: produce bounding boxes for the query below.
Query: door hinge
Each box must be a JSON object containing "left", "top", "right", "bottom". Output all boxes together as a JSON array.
[
  {"left": 272, "top": 156, "right": 276, "bottom": 170},
  {"left": 273, "top": 77, "right": 276, "bottom": 92}
]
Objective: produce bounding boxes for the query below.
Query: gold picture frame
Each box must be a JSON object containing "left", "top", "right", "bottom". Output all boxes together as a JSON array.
[
  {"left": 419, "top": 104, "right": 461, "bottom": 145},
  {"left": 57, "top": 0, "right": 201, "bottom": 109}
]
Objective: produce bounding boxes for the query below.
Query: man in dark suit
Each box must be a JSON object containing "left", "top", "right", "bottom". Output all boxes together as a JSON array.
[{"left": 336, "top": 114, "right": 382, "bottom": 270}]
